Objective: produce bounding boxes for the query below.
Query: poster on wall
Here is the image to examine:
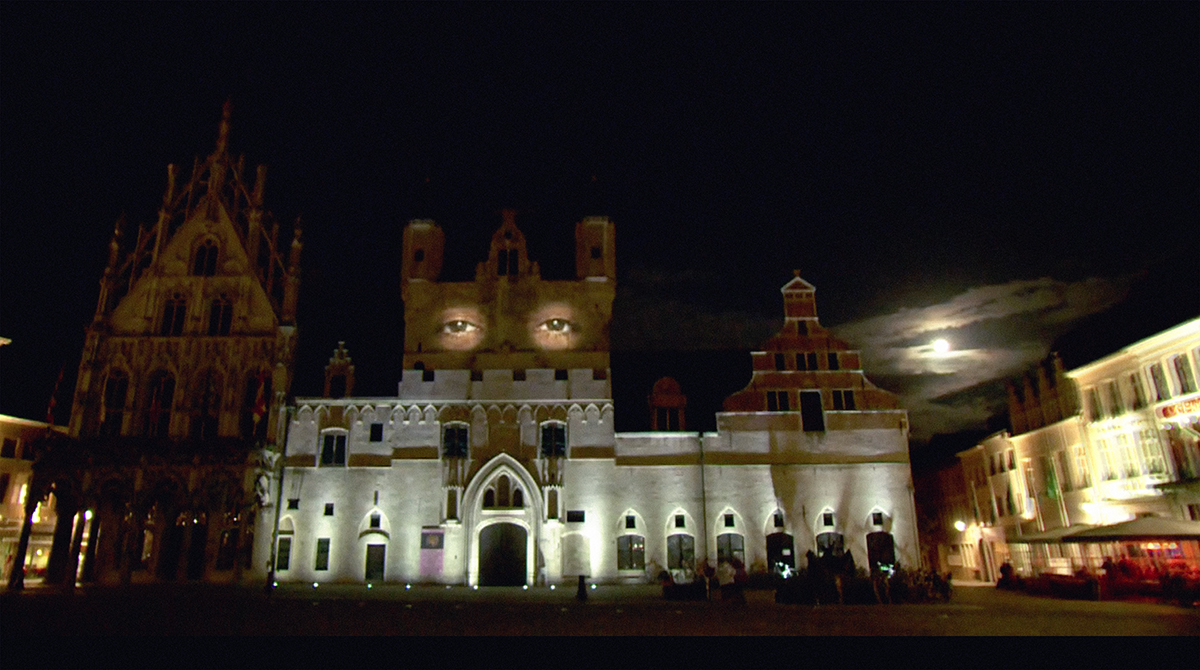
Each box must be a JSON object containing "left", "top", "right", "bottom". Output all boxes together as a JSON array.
[{"left": 420, "top": 528, "right": 444, "bottom": 576}]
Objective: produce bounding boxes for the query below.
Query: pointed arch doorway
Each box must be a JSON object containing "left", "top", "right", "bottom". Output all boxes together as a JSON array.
[{"left": 479, "top": 522, "right": 527, "bottom": 586}]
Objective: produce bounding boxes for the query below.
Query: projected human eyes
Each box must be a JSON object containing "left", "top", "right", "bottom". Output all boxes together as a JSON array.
[
  {"left": 443, "top": 320, "right": 480, "bottom": 335},
  {"left": 537, "top": 318, "right": 572, "bottom": 334}
]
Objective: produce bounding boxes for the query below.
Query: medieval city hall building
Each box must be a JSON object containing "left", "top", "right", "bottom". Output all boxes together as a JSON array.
[{"left": 17, "top": 110, "right": 919, "bottom": 589}]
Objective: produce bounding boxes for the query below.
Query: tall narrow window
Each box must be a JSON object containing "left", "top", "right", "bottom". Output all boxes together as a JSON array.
[
  {"left": 617, "top": 535, "right": 645, "bottom": 570},
  {"left": 1173, "top": 355, "right": 1197, "bottom": 395},
  {"left": 207, "top": 295, "right": 233, "bottom": 335},
  {"left": 1150, "top": 363, "right": 1171, "bottom": 401},
  {"left": 795, "top": 353, "right": 808, "bottom": 371},
  {"left": 101, "top": 370, "right": 129, "bottom": 437},
  {"left": 1129, "top": 373, "right": 1148, "bottom": 409},
  {"left": 667, "top": 534, "right": 694, "bottom": 570},
  {"left": 828, "top": 353, "right": 840, "bottom": 370},
  {"left": 717, "top": 533, "right": 745, "bottom": 565},
  {"left": 145, "top": 372, "right": 175, "bottom": 437},
  {"left": 275, "top": 537, "right": 292, "bottom": 571},
  {"left": 315, "top": 538, "right": 331, "bottom": 570},
  {"left": 541, "top": 423, "right": 567, "bottom": 458},
  {"left": 774, "top": 354, "right": 785, "bottom": 370},
  {"left": 369, "top": 423, "right": 384, "bottom": 442},
  {"left": 191, "top": 369, "right": 222, "bottom": 441},
  {"left": 1106, "top": 381, "right": 1124, "bottom": 416},
  {"left": 160, "top": 294, "right": 186, "bottom": 336},
  {"left": 832, "top": 390, "right": 856, "bottom": 410},
  {"left": 192, "top": 239, "right": 218, "bottom": 276},
  {"left": 442, "top": 424, "right": 469, "bottom": 458},
  {"left": 766, "top": 391, "right": 790, "bottom": 411}
]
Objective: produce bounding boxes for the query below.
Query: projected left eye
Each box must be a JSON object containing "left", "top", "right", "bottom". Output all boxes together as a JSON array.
[
  {"left": 537, "top": 319, "right": 572, "bottom": 334},
  {"left": 443, "top": 320, "right": 479, "bottom": 334}
]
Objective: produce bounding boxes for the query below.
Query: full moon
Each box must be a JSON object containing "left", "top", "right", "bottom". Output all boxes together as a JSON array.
[{"left": 933, "top": 338, "right": 951, "bottom": 354}]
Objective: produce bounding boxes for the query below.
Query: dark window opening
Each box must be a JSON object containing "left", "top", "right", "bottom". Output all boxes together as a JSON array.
[
  {"left": 593, "top": 368, "right": 607, "bottom": 380},
  {"left": 724, "top": 513, "right": 735, "bottom": 528},
  {"left": 324, "top": 503, "right": 335, "bottom": 516},
  {"left": 828, "top": 353, "right": 840, "bottom": 370},
  {"left": 414, "top": 248, "right": 425, "bottom": 262},
  {"left": 192, "top": 239, "right": 218, "bottom": 276},
  {"left": 617, "top": 535, "right": 645, "bottom": 570},
  {"left": 800, "top": 391, "right": 825, "bottom": 431},
  {"left": 867, "top": 532, "right": 896, "bottom": 573},
  {"left": 101, "top": 371, "right": 129, "bottom": 437},
  {"left": 806, "top": 352, "right": 818, "bottom": 370},
  {"left": 626, "top": 515, "right": 637, "bottom": 529},
  {"left": 774, "top": 512, "right": 784, "bottom": 528},
  {"left": 566, "top": 510, "right": 585, "bottom": 523},
  {"left": 512, "top": 488, "right": 524, "bottom": 507},
  {"left": 471, "top": 370, "right": 483, "bottom": 382},
  {"left": 555, "top": 369, "right": 569, "bottom": 381},
  {"left": 816, "top": 532, "right": 845, "bottom": 558},
  {"left": 160, "top": 294, "right": 186, "bottom": 336},
  {"left": 590, "top": 246, "right": 602, "bottom": 260},
  {"left": 208, "top": 296, "right": 233, "bottom": 336},
  {"left": 315, "top": 538, "right": 331, "bottom": 570},
  {"left": 443, "top": 425, "right": 469, "bottom": 458},
  {"left": 0, "top": 440, "right": 15, "bottom": 459},
  {"left": 329, "top": 374, "right": 346, "bottom": 399},
  {"left": 446, "top": 490, "right": 458, "bottom": 520},
  {"left": 674, "top": 514, "right": 686, "bottom": 529},
  {"left": 822, "top": 512, "right": 834, "bottom": 527},
  {"left": 320, "top": 434, "right": 347, "bottom": 466},
  {"left": 423, "top": 367, "right": 435, "bottom": 382},
  {"left": 241, "top": 373, "right": 271, "bottom": 440},
  {"left": 767, "top": 391, "right": 790, "bottom": 412},
  {"left": 872, "top": 511, "right": 884, "bottom": 526},
  {"left": 512, "top": 369, "right": 526, "bottom": 381},
  {"left": 775, "top": 353, "right": 785, "bottom": 370},
  {"left": 717, "top": 533, "right": 745, "bottom": 565},
  {"left": 541, "top": 423, "right": 567, "bottom": 458},
  {"left": 547, "top": 489, "right": 558, "bottom": 519},
  {"left": 287, "top": 498, "right": 299, "bottom": 510},
  {"left": 832, "top": 390, "right": 856, "bottom": 411},
  {"left": 369, "top": 423, "right": 384, "bottom": 442},
  {"left": 275, "top": 537, "right": 291, "bottom": 570},
  {"left": 369, "top": 513, "right": 381, "bottom": 529},
  {"left": 796, "top": 321, "right": 808, "bottom": 336},
  {"left": 796, "top": 353, "right": 808, "bottom": 371},
  {"left": 483, "top": 489, "right": 495, "bottom": 507},
  {"left": 145, "top": 372, "right": 175, "bottom": 438},
  {"left": 656, "top": 407, "right": 681, "bottom": 431}
]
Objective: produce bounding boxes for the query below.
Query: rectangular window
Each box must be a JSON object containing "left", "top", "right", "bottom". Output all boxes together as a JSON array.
[
  {"left": 799, "top": 391, "right": 824, "bottom": 432},
  {"left": 1129, "top": 373, "right": 1148, "bottom": 409},
  {"left": 369, "top": 423, "right": 384, "bottom": 442},
  {"left": 625, "top": 515, "right": 636, "bottom": 529},
  {"left": 446, "top": 489, "right": 458, "bottom": 521},
  {"left": 796, "top": 321, "right": 808, "bottom": 336},
  {"left": 806, "top": 352, "right": 818, "bottom": 371},
  {"left": 540, "top": 423, "right": 567, "bottom": 458},
  {"left": 369, "top": 513, "right": 381, "bottom": 529},
  {"left": 617, "top": 535, "right": 646, "bottom": 570},
  {"left": 1188, "top": 504, "right": 1200, "bottom": 522},
  {"left": 547, "top": 489, "right": 558, "bottom": 520},
  {"left": 422, "top": 367, "right": 435, "bottom": 382},
  {"left": 832, "top": 390, "right": 856, "bottom": 410},
  {"left": 795, "top": 353, "right": 808, "bottom": 371},
  {"left": 1087, "top": 388, "right": 1106, "bottom": 421},
  {"left": 674, "top": 514, "right": 686, "bottom": 529},
  {"left": 0, "top": 438, "right": 15, "bottom": 459},
  {"left": 724, "top": 513, "right": 735, "bottom": 528},
  {"left": 315, "top": 538, "right": 331, "bottom": 571},
  {"left": 275, "top": 537, "right": 292, "bottom": 571},
  {"left": 443, "top": 425, "right": 469, "bottom": 458},
  {"left": 566, "top": 510, "right": 585, "bottom": 523},
  {"left": 0, "top": 473, "right": 9, "bottom": 502},
  {"left": 470, "top": 369, "right": 483, "bottom": 382},
  {"left": 774, "top": 353, "right": 785, "bottom": 370},
  {"left": 1150, "top": 363, "right": 1171, "bottom": 401},
  {"left": 872, "top": 511, "right": 884, "bottom": 526},
  {"left": 1007, "top": 450, "right": 1016, "bottom": 471},
  {"left": 773, "top": 512, "right": 784, "bottom": 528},
  {"left": 822, "top": 512, "right": 834, "bottom": 527},
  {"left": 324, "top": 503, "right": 334, "bottom": 516},
  {"left": 1106, "top": 381, "right": 1124, "bottom": 416},
  {"left": 592, "top": 368, "right": 608, "bottom": 380},
  {"left": 320, "top": 434, "right": 347, "bottom": 466},
  {"left": 828, "top": 353, "right": 840, "bottom": 371},
  {"left": 554, "top": 368, "right": 569, "bottom": 381},
  {"left": 766, "top": 391, "right": 790, "bottom": 412},
  {"left": 287, "top": 498, "right": 299, "bottom": 510},
  {"left": 717, "top": 533, "right": 745, "bottom": 565},
  {"left": 1173, "top": 355, "right": 1197, "bottom": 394}
]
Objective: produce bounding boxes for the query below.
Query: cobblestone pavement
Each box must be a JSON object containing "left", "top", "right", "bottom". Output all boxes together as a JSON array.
[{"left": 2, "top": 579, "right": 1197, "bottom": 636}]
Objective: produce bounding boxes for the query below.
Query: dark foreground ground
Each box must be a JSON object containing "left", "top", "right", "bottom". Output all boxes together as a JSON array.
[{"left": 2, "top": 580, "right": 1197, "bottom": 637}]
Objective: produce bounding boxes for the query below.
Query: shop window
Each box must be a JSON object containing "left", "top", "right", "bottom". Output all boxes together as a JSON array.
[
  {"left": 540, "top": 422, "right": 567, "bottom": 458},
  {"left": 766, "top": 391, "right": 790, "bottom": 411},
  {"left": 442, "top": 424, "right": 469, "bottom": 458},
  {"left": 160, "top": 294, "right": 187, "bottom": 336},
  {"left": 800, "top": 391, "right": 824, "bottom": 431},
  {"left": 320, "top": 433, "right": 347, "bottom": 466},
  {"left": 617, "top": 535, "right": 645, "bottom": 570},
  {"left": 717, "top": 533, "right": 745, "bottom": 565},
  {"left": 667, "top": 534, "right": 695, "bottom": 570},
  {"left": 369, "top": 423, "right": 384, "bottom": 442},
  {"left": 192, "top": 239, "right": 219, "bottom": 276},
  {"left": 315, "top": 538, "right": 331, "bottom": 570}
]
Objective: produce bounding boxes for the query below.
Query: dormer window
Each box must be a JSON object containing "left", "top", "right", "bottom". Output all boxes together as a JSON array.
[
  {"left": 192, "top": 239, "right": 218, "bottom": 276},
  {"left": 160, "top": 294, "right": 186, "bottom": 336},
  {"left": 208, "top": 295, "right": 233, "bottom": 336},
  {"left": 320, "top": 432, "right": 347, "bottom": 466}
]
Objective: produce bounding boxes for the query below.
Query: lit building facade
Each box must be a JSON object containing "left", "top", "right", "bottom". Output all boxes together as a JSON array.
[
  {"left": 251, "top": 217, "right": 920, "bottom": 587},
  {"left": 952, "top": 318, "right": 1200, "bottom": 578},
  {"left": 0, "top": 415, "right": 67, "bottom": 584}
]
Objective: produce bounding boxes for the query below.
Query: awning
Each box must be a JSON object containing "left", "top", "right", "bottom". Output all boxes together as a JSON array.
[
  {"left": 1008, "top": 525, "right": 1096, "bottom": 544},
  {"left": 1061, "top": 517, "right": 1200, "bottom": 543}
]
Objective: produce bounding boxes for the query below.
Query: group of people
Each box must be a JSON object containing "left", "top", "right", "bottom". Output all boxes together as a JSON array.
[{"left": 658, "top": 558, "right": 748, "bottom": 602}]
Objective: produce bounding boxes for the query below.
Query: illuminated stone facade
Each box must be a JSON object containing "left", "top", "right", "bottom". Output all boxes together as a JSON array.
[
  {"left": 253, "top": 219, "right": 920, "bottom": 586},
  {"left": 23, "top": 105, "right": 301, "bottom": 588}
]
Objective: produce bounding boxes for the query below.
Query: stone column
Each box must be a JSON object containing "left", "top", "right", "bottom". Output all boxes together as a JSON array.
[
  {"left": 44, "top": 495, "right": 79, "bottom": 586},
  {"left": 81, "top": 512, "right": 102, "bottom": 583},
  {"left": 5, "top": 490, "right": 40, "bottom": 591},
  {"left": 64, "top": 509, "right": 88, "bottom": 590}
]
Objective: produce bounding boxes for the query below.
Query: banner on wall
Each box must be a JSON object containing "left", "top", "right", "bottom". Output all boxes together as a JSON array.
[{"left": 420, "top": 528, "right": 444, "bottom": 576}]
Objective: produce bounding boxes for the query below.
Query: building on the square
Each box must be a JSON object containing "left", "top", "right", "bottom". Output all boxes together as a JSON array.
[
  {"left": 947, "top": 317, "right": 1200, "bottom": 580},
  {"left": 0, "top": 415, "right": 67, "bottom": 584},
  {"left": 16, "top": 103, "right": 302, "bottom": 588},
  {"left": 251, "top": 216, "right": 920, "bottom": 587}
]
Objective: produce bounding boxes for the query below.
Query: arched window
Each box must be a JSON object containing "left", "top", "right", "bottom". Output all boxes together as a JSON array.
[
  {"left": 483, "top": 489, "right": 496, "bottom": 508},
  {"left": 144, "top": 371, "right": 175, "bottom": 438},
  {"left": 766, "top": 532, "right": 795, "bottom": 573},
  {"left": 717, "top": 533, "right": 745, "bottom": 565},
  {"left": 192, "top": 239, "right": 218, "bottom": 276},
  {"left": 667, "top": 533, "right": 695, "bottom": 570},
  {"left": 208, "top": 295, "right": 233, "bottom": 336},
  {"left": 511, "top": 487, "right": 524, "bottom": 508},
  {"left": 160, "top": 293, "right": 187, "bottom": 336},
  {"left": 496, "top": 475, "right": 511, "bottom": 507},
  {"left": 241, "top": 372, "right": 271, "bottom": 440},
  {"left": 617, "top": 535, "right": 645, "bottom": 570},
  {"left": 867, "top": 531, "right": 896, "bottom": 573},
  {"left": 100, "top": 370, "right": 129, "bottom": 437}
]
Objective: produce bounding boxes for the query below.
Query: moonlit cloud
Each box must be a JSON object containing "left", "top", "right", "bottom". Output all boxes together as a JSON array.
[{"left": 832, "top": 275, "right": 1134, "bottom": 439}]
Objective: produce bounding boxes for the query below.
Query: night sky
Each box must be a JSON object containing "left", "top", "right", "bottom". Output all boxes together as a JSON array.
[{"left": 2, "top": 4, "right": 1197, "bottom": 443}]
